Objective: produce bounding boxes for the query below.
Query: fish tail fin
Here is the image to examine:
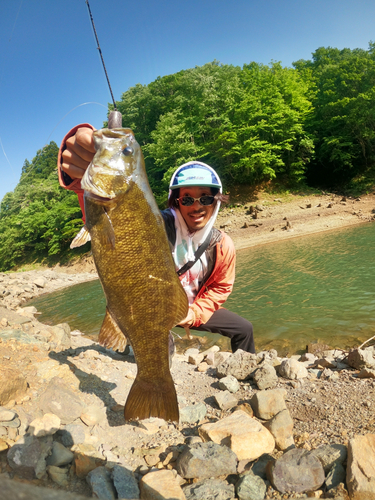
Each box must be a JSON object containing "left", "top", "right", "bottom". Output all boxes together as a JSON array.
[
  {"left": 70, "top": 225, "right": 91, "bottom": 249},
  {"left": 124, "top": 375, "right": 179, "bottom": 423}
]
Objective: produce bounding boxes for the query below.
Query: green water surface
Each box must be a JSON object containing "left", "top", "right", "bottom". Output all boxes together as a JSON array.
[{"left": 29, "top": 223, "right": 375, "bottom": 354}]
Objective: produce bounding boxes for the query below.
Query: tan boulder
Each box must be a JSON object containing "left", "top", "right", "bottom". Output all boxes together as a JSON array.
[
  {"left": 198, "top": 410, "right": 275, "bottom": 461},
  {"left": 263, "top": 409, "right": 294, "bottom": 450},
  {"left": 346, "top": 434, "right": 375, "bottom": 499},
  {"left": 250, "top": 388, "right": 287, "bottom": 420},
  {"left": 0, "top": 367, "right": 27, "bottom": 405},
  {"left": 140, "top": 470, "right": 186, "bottom": 500}
]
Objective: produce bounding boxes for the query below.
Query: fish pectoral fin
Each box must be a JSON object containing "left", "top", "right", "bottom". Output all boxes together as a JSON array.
[
  {"left": 99, "top": 210, "right": 116, "bottom": 250},
  {"left": 124, "top": 375, "right": 179, "bottom": 423},
  {"left": 98, "top": 307, "right": 127, "bottom": 352},
  {"left": 70, "top": 225, "right": 91, "bottom": 249}
]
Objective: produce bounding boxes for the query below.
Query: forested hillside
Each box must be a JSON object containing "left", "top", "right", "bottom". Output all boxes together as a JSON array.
[
  {"left": 0, "top": 143, "right": 84, "bottom": 271},
  {"left": 1, "top": 43, "right": 374, "bottom": 271}
]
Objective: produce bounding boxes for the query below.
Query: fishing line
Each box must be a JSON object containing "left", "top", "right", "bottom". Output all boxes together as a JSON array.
[
  {"left": 45, "top": 101, "right": 107, "bottom": 145},
  {"left": 0, "top": 137, "right": 15, "bottom": 176},
  {"left": 14, "top": 101, "right": 108, "bottom": 188},
  {"left": 85, "top": 0, "right": 117, "bottom": 111}
]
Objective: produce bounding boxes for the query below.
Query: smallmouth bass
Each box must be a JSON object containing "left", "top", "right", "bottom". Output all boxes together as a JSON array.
[{"left": 71, "top": 128, "right": 188, "bottom": 422}]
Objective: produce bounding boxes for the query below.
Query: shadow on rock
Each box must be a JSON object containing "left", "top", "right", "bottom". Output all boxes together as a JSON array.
[{"left": 48, "top": 345, "right": 134, "bottom": 428}]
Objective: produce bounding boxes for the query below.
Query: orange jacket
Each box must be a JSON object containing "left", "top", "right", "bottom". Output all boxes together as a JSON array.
[
  {"left": 58, "top": 125, "right": 236, "bottom": 327},
  {"left": 189, "top": 232, "right": 235, "bottom": 327}
]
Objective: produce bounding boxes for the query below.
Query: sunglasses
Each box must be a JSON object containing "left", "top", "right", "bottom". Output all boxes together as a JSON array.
[{"left": 177, "top": 195, "right": 216, "bottom": 206}]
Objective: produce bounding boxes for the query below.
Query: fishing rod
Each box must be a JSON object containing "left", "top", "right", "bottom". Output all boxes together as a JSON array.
[{"left": 85, "top": 0, "right": 122, "bottom": 129}]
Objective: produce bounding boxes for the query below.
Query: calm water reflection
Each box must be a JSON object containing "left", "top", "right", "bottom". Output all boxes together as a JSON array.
[{"left": 29, "top": 223, "right": 375, "bottom": 354}]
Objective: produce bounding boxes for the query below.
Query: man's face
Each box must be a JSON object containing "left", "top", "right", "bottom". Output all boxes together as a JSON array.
[{"left": 178, "top": 186, "right": 216, "bottom": 233}]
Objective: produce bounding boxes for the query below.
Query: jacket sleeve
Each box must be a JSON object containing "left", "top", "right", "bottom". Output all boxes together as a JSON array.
[
  {"left": 57, "top": 123, "right": 95, "bottom": 224},
  {"left": 190, "top": 233, "right": 236, "bottom": 327}
]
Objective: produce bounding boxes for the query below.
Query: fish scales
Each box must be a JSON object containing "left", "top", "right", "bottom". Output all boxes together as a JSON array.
[{"left": 73, "top": 128, "right": 188, "bottom": 422}]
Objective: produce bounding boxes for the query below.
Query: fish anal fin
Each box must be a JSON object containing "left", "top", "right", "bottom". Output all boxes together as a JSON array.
[
  {"left": 98, "top": 307, "right": 127, "bottom": 352},
  {"left": 124, "top": 375, "right": 179, "bottom": 423},
  {"left": 70, "top": 225, "right": 91, "bottom": 249}
]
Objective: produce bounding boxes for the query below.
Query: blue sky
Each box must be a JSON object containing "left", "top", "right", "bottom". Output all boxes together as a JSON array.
[{"left": 0, "top": 0, "right": 374, "bottom": 203}]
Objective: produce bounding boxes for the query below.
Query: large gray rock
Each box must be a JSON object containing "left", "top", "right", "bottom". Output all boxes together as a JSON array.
[
  {"left": 309, "top": 444, "right": 347, "bottom": 473},
  {"left": 326, "top": 462, "right": 346, "bottom": 491},
  {"left": 34, "top": 277, "right": 46, "bottom": 288},
  {"left": 250, "top": 389, "right": 287, "bottom": 420},
  {"left": 183, "top": 478, "right": 235, "bottom": 500},
  {"left": 268, "top": 448, "right": 325, "bottom": 493},
  {"left": 218, "top": 375, "right": 240, "bottom": 393},
  {"left": 46, "top": 441, "right": 74, "bottom": 467},
  {"left": 214, "top": 351, "right": 232, "bottom": 367},
  {"left": 49, "top": 323, "right": 71, "bottom": 350},
  {"left": 253, "top": 364, "right": 278, "bottom": 390},
  {"left": 39, "top": 377, "right": 84, "bottom": 425},
  {"left": 112, "top": 464, "right": 140, "bottom": 499},
  {"left": 278, "top": 358, "right": 308, "bottom": 380},
  {"left": 346, "top": 434, "right": 375, "bottom": 499},
  {"left": 251, "top": 453, "right": 274, "bottom": 480},
  {"left": 215, "top": 390, "right": 238, "bottom": 411},
  {"left": 236, "top": 472, "right": 267, "bottom": 500},
  {"left": 347, "top": 348, "right": 375, "bottom": 370},
  {"left": 180, "top": 403, "right": 207, "bottom": 424},
  {"left": 176, "top": 442, "right": 237, "bottom": 479},
  {"left": 87, "top": 466, "right": 117, "bottom": 499},
  {"left": 7, "top": 434, "right": 53, "bottom": 480},
  {"left": 216, "top": 349, "right": 258, "bottom": 380}
]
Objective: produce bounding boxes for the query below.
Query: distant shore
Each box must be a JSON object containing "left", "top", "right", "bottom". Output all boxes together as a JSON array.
[{"left": 220, "top": 191, "right": 375, "bottom": 251}]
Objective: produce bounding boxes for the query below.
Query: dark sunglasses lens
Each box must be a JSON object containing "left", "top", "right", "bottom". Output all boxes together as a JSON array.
[
  {"left": 180, "top": 197, "right": 194, "bottom": 206},
  {"left": 200, "top": 196, "right": 215, "bottom": 205}
]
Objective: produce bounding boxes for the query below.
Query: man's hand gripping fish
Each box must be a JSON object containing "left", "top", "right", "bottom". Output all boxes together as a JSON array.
[{"left": 71, "top": 128, "right": 188, "bottom": 422}]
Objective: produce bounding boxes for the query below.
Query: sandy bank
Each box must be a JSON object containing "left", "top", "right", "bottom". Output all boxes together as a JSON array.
[{"left": 220, "top": 192, "right": 375, "bottom": 251}]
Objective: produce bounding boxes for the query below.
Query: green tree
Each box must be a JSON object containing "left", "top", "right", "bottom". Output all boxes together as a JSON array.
[
  {"left": 294, "top": 43, "right": 375, "bottom": 186},
  {"left": 0, "top": 142, "right": 83, "bottom": 271}
]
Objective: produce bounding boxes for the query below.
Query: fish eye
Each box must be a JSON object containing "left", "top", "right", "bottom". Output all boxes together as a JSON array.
[{"left": 122, "top": 147, "right": 133, "bottom": 156}]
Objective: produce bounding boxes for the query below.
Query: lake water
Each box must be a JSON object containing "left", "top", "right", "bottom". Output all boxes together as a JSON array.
[{"left": 29, "top": 223, "right": 375, "bottom": 355}]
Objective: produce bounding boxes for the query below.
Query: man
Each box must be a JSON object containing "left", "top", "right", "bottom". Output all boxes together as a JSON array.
[{"left": 58, "top": 125, "right": 255, "bottom": 353}]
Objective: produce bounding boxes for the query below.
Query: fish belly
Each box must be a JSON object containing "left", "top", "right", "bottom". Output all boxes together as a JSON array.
[{"left": 86, "top": 185, "right": 188, "bottom": 421}]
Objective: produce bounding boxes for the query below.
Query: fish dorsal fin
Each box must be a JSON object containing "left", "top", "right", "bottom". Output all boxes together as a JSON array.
[
  {"left": 98, "top": 307, "right": 127, "bottom": 352},
  {"left": 70, "top": 225, "right": 91, "bottom": 249},
  {"left": 173, "top": 282, "right": 189, "bottom": 327}
]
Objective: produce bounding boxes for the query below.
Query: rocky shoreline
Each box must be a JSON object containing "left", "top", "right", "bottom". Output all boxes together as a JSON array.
[
  {"left": 0, "top": 268, "right": 97, "bottom": 311},
  {"left": 1, "top": 271, "right": 375, "bottom": 499}
]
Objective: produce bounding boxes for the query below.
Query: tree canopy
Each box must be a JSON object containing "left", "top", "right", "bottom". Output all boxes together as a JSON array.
[
  {"left": 1, "top": 42, "right": 374, "bottom": 270},
  {"left": 117, "top": 60, "right": 314, "bottom": 205},
  {"left": 294, "top": 43, "right": 375, "bottom": 186},
  {"left": 0, "top": 142, "right": 83, "bottom": 271}
]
